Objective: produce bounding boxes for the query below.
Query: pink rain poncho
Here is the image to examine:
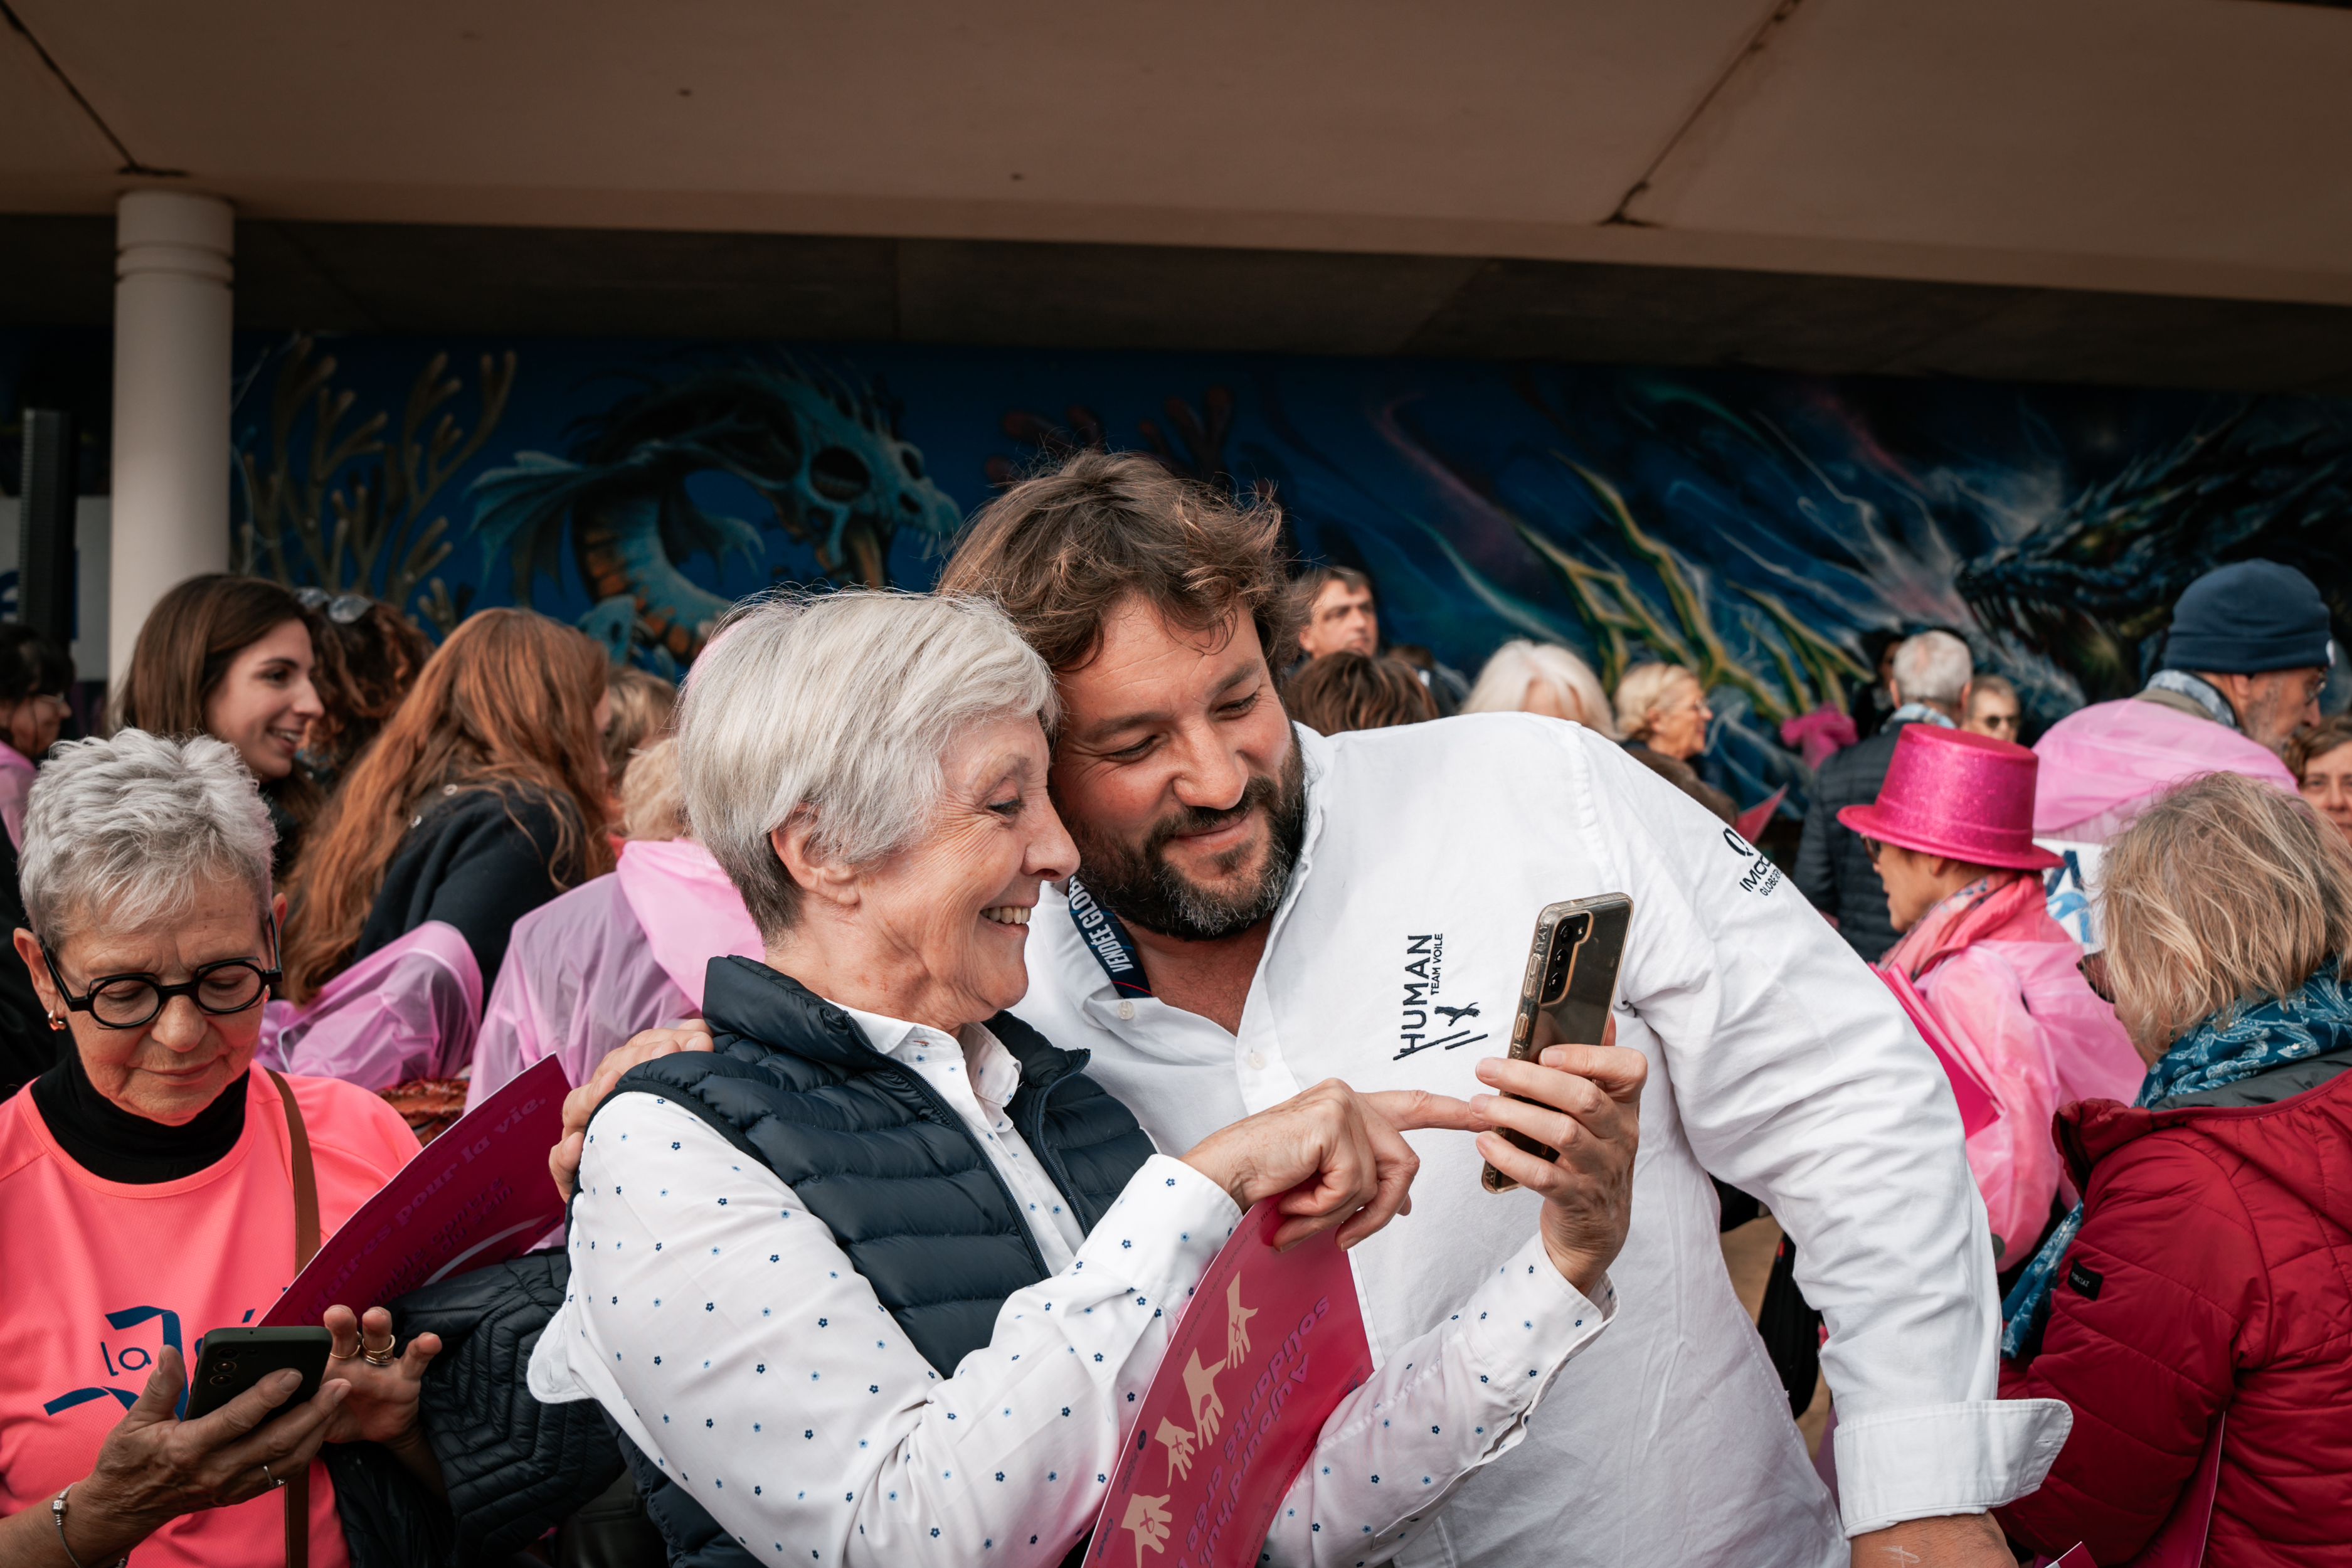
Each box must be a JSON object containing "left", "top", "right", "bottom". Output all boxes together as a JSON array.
[
  {"left": 464, "top": 838, "right": 762, "bottom": 1111},
  {"left": 1878, "top": 872, "right": 2145, "bottom": 1259},
  {"left": 2034, "top": 697, "right": 2295, "bottom": 842},
  {"left": 2033, "top": 697, "right": 2299, "bottom": 951},
  {"left": 257, "top": 920, "right": 482, "bottom": 1090}
]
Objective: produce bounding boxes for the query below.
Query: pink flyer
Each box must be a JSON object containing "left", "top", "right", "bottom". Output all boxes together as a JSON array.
[
  {"left": 261, "top": 1056, "right": 569, "bottom": 1325},
  {"left": 1084, "top": 1199, "right": 1374, "bottom": 1568}
]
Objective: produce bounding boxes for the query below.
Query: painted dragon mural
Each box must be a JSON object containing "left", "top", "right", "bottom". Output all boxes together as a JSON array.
[
  {"left": 469, "top": 353, "right": 962, "bottom": 668},
  {"left": 1957, "top": 405, "right": 2352, "bottom": 702},
  {"left": 174, "top": 329, "right": 2344, "bottom": 825}
]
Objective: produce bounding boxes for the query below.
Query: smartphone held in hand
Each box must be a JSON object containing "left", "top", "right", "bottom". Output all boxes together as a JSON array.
[
  {"left": 184, "top": 1327, "right": 334, "bottom": 1419},
  {"left": 1481, "top": 894, "right": 1633, "bottom": 1194}
]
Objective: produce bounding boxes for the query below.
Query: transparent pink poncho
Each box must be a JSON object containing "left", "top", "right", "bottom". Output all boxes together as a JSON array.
[{"left": 463, "top": 838, "right": 762, "bottom": 1111}]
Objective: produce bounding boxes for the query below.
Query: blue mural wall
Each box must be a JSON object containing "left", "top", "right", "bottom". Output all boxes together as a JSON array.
[{"left": 9, "top": 327, "right": 2351, "bottom": 817}]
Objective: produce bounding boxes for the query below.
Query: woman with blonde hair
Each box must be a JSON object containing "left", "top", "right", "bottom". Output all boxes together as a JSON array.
[
  {"left": 1614, "top": 662, "right": 1712, "bottom": 758},
  {"left": 1610, "top": 662, "right": 1734, "bottom": 822},
  {"left": 1462, "top": 640, "right": 1618, "bottom": 736},
  {"left": 281, "top": 609, "right": 615, "bottom": 1007},
  {"left": 599, "top": 665, "right": 679, "bottom": 817},
  {"left": 1996, "top": 771, "right": 2352, "bottom": 1565}
]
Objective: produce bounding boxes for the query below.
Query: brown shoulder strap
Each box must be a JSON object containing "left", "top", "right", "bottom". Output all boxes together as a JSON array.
[
  {"left": 265, "top": 1069, "right": 318, "bottom": 1568},
  {"left": 265, "top": 1069, "right": 321, "bottom": 1268}
]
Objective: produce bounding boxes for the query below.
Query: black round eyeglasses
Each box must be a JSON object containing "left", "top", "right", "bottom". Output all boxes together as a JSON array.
[{"left": 41, "top": 920, "right": 282, "bottom": 1030}]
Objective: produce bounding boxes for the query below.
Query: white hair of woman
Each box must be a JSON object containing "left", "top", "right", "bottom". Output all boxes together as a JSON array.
[
  {"left": 20, "top": 729, "right": 275, "bottom": 943},
  {"left": 1463, "top": 640, "right": 1620, "bottom": 739},
  {"left": 1892, "top": 630, "right": 1974, "bottom": 710},
  {"left": 676, "top": 589, "right": 1057, "bottom": 941}
]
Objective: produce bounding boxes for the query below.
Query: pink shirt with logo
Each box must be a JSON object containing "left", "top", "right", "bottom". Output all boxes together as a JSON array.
[{"left": 0, "top": 1067, "right": 420, "bottom": 1566}]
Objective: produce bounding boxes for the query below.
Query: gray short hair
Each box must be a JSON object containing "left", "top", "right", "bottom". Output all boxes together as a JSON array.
[
  {"left": 21, "top": 730, "right": 275, "bottom": 944},
  {"left": 1463, "top": 640, "right": 1619, "bottom": 739},
  {"left": 1892, "top": 631, "right": 1973, "bottom": 707},
  {"left": 677, "top": 590, "right": 1057, "bottom": 942}
]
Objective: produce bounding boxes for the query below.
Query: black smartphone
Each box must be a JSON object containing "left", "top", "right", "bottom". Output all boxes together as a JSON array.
[
  {"left": 184, "top": 1327, "right": 335, "bottom": 1421},
  {"left": 1481, "top": 893, "right": 1634, "bottom": 1194}
]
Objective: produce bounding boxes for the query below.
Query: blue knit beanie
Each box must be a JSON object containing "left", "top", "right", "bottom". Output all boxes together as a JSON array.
[{"left": 2161, "top": 559, "right": 2334, "bottom": 674}]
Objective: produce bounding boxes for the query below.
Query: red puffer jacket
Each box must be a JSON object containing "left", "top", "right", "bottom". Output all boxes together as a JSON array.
[{"left": 1995, "top": 1063, "right": 2352, "bottom": 1565}]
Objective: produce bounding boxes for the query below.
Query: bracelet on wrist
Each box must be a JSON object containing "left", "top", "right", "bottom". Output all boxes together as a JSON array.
[{"left": 50, "top": 1486, "right": 129, "bottom": 1568}]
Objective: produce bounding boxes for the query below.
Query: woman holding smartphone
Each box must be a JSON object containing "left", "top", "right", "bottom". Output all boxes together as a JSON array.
[{"left": 0, "top": 731, "right": 439, "bottom": 1567}]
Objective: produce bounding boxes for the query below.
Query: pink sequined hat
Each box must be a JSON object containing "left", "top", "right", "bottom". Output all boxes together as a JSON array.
[{"left": 1837, "top": 724, "right": 2062, "bottom": 871}]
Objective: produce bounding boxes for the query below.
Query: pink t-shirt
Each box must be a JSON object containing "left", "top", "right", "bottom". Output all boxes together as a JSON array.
[{"left": 0, "top": 1067, "right": 420, "bottom": 1567}]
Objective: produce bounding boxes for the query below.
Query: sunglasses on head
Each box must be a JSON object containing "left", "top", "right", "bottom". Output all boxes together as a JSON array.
[{"left": 294, "top": 587, "right": 373, "bottom": 625}]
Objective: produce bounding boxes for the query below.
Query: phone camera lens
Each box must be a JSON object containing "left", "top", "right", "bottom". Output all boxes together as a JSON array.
[{"left": 1541, "top": 938, "right": 1576, "bottom": 1004}]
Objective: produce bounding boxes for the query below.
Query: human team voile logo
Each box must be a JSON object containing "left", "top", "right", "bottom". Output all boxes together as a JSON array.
[{"left": 1394, "top": 933, "right": 1490, "bottom": 1061}]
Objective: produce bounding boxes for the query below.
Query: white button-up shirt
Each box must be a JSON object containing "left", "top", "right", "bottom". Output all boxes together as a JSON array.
[
  {"left": 1011, "top": 718, "right": 2071, "bottom": 1568},
  {"left": 529, "top": 998, "right": 1617, "bottom": 1566}
]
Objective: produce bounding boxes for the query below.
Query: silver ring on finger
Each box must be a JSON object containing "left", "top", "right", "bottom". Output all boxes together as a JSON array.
[
  {"left": 261, "top": 1463, "right": 282, "bottom": 1489},
  {"left": 359, "top": 1335, "right": 397, "bottom": 1367}
]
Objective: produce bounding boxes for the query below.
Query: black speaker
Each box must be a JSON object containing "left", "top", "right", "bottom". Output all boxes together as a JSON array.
[{"left": 16, "top": 408, "right": 77, "bottom": 645}]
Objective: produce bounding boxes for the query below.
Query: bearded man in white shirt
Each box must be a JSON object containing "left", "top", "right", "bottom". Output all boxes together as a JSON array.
[
  {"left": 564, "top": 452, "right": 2067, "bottom": 1567},
  {"left": 924, "top": 453, "right": 2067, "bottom": 1568}
]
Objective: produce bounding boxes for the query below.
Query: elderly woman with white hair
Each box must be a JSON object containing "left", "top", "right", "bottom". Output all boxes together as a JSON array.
[
  {"left": 1462, "top": 639, "right": 1617, "bottom": 734},
  {"left": 0, "top": 731, "right": 444, "bottom": 1568},
  {"left": 529, "top": 590, "right": 1642, "bottom": 1568}
]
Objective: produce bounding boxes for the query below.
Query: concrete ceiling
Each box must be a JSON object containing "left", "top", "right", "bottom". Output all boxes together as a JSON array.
[{"left": 8, "top": 1, "right": 2352, "bottom": 384}]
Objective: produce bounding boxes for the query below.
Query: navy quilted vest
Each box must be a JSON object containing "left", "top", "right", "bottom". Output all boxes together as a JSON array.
[{"left": 596, "top": 956, "right": 1156, "bottom": 1566}]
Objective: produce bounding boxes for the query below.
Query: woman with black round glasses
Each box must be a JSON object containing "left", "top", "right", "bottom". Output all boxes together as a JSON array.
[{"left": 0, "top": 729, "right": 442, "bottom": 1568}]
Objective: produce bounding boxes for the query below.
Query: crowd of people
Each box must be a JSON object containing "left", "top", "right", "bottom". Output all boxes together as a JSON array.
[{"left": 0, "top": 449, "right": 2344, "bottom": 1567}]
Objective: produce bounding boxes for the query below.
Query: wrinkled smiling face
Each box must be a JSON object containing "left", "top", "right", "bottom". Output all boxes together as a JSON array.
[
  {"left": 1049, "top": 598, "right": 1306, "bottom": 943},
  {"left": 832, "top": 712, "right": 1077, "bottom": 1029}
]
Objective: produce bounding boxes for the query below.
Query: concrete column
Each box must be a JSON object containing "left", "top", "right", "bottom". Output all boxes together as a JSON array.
[{"left": 109, "top": 190, "right": 234, "bottom": 686}]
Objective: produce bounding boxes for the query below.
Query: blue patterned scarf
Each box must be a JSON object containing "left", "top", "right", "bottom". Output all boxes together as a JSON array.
[{"left": 2000, "top": 963, "right": 2352, "bottom": 1359}]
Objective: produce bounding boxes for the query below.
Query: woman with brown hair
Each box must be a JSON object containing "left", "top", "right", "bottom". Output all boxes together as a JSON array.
[
  {"left": 1281, "top": 649, "right": 1438, "bottom": 734},
  {"left": 280, "top": 608, "right": 615, "bottom": 1005},
  {"left": 114, "top": 575, "right": 327, "bottom": 872},
  {"left": 294, "top": 590, "right": 436, "bottom": 783}
]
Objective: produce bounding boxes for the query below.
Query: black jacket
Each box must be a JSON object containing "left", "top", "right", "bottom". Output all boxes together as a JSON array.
[
  {"left": 598, "top": 956, "right": 1158, "bottom": 1567},
  {"left": 358, "top": 785, "right": 586, "bottom": 990},
  {"left": 332, "top": 1251, "right": 622, "bottom": 1568},
  {"left": 1794, "top": 718, "right": 1935, "bottom": 963}
]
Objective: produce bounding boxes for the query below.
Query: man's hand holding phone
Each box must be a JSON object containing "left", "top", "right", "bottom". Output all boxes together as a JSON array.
[{"left": 1471, "top": 1014, "right": 1645, "bottom": 1300}]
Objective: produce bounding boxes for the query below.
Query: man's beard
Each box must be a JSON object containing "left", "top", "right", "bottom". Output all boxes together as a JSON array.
[{"left": 1066, "top": 743, "right": 1307, "bottom": 943}]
